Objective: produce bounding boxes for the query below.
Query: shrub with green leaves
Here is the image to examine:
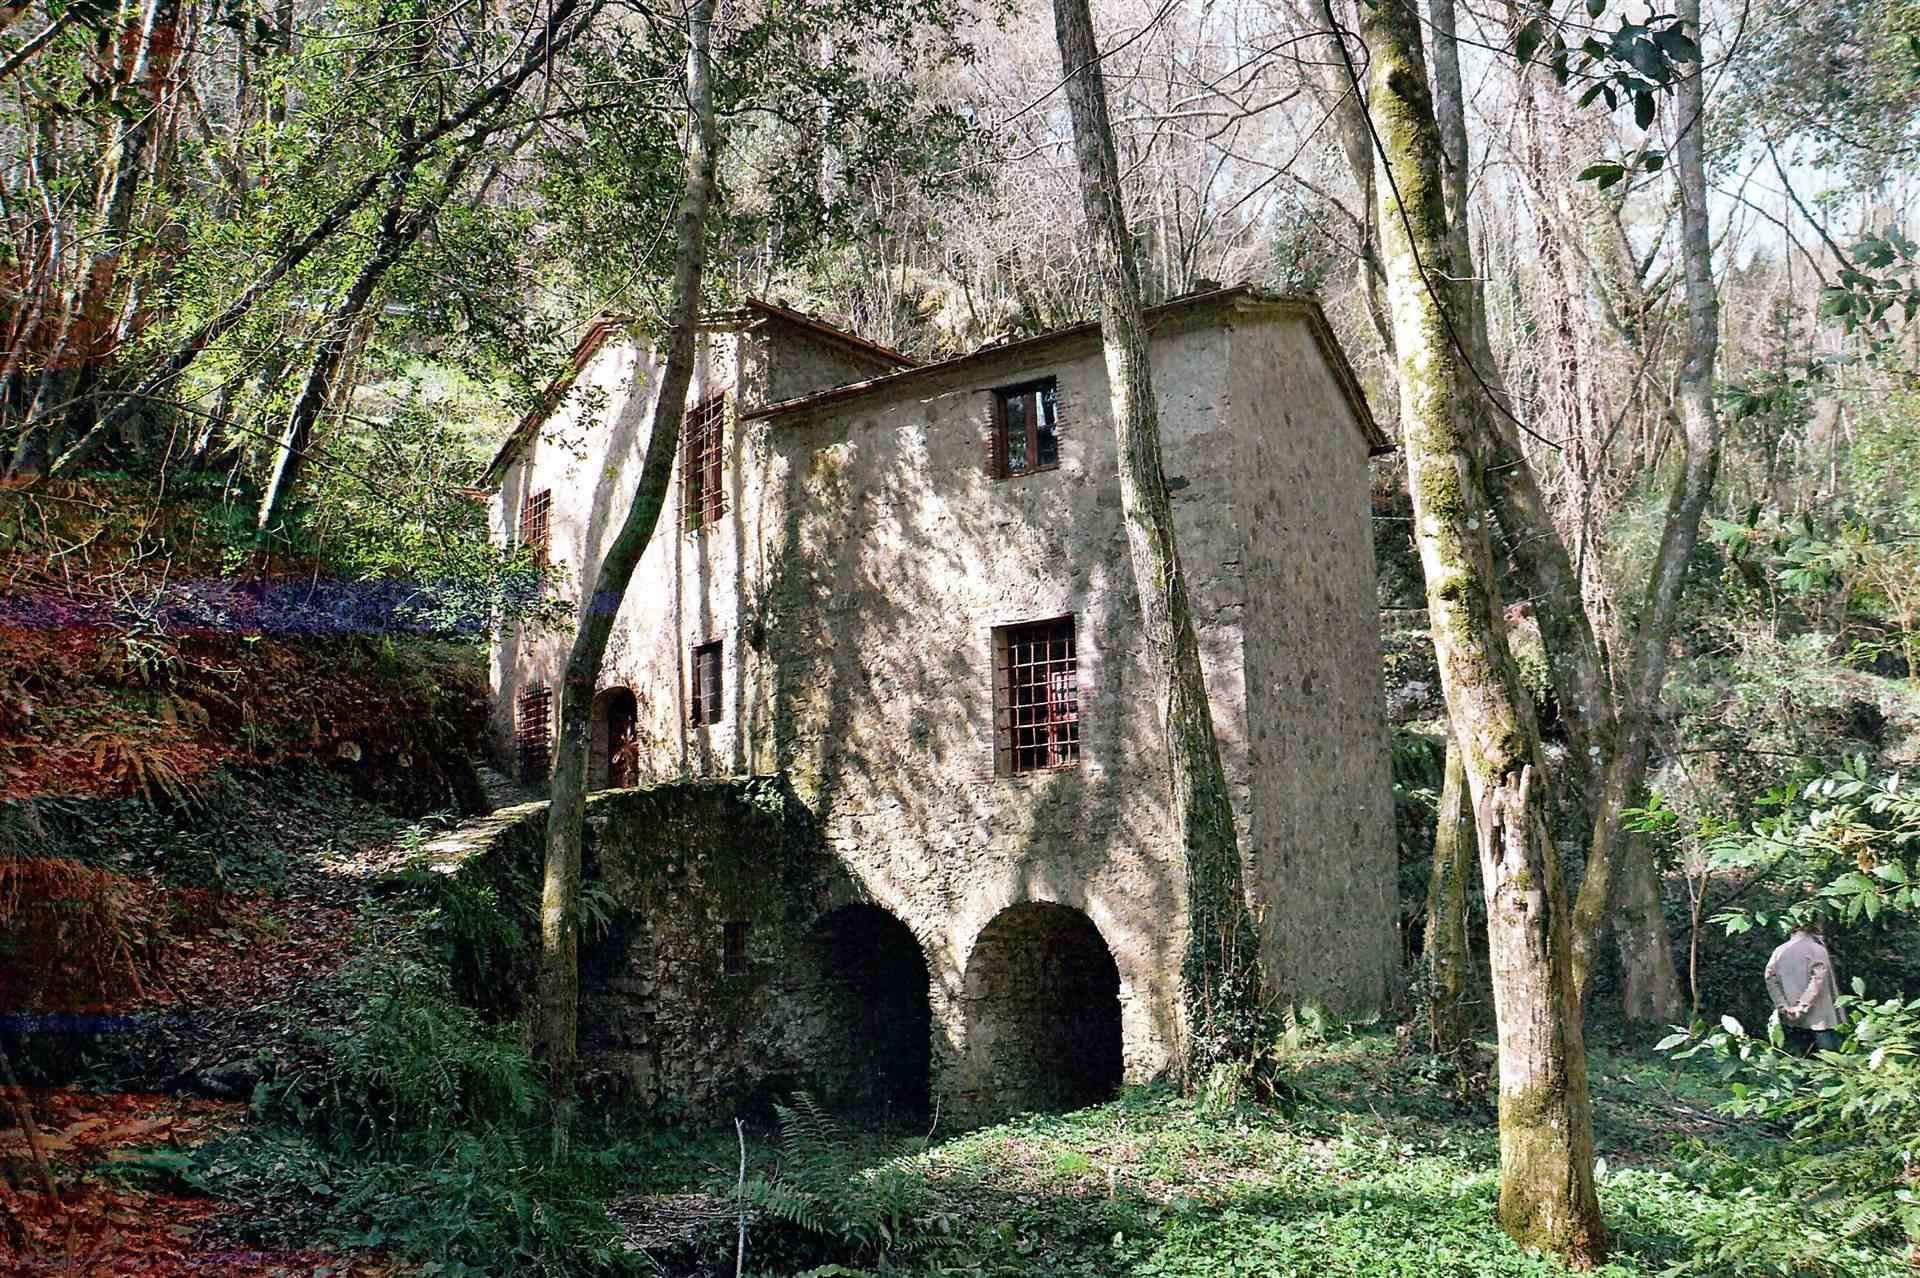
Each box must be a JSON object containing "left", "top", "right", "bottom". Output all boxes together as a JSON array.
[
  {"left": 743, "top": 1092, "right": 932, "bottom": 1267},
  {"left": 1660, "top": 760, "right": 1920, "bottom": 1258}
]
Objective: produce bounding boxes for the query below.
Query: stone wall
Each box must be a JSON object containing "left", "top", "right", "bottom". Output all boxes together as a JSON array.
[
  {"left": 483, "top": 294, "right": 1399, "bottom": 1129},
  {"left": 488, "top": 315, "right": 897, "bottom": 774},
  {"left": 1228, "top": 314, "right": 1400, "bottom": 1013},
  {"left": 758, "top": 318, "right": 1242, "bottom": 1121},
  {"left": 455, "top": 779, "right": 942, "bottom": 1120}
]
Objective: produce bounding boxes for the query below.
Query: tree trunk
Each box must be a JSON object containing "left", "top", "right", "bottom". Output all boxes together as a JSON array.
[
  {"left": 1612, "top": 834, "right": 1682, "bottom": 1021},
  {"left": 1331, "top": 0, "right": 1605, "bottom": 1259},
  {"left": 533, "top": 0, "right": 717, "bottom": 1132},
  {"left": 1052, "top": 0, "right": 1264, "bottom": 1072},
  {"left": 1566, "top": 0, "right": 1720, "bottom": 1010},
  {"left": 1425, "top": 734, "right": 1474, "bottom": 1055},
  {"left": 257, "top": 172, "right": 413, "bottom": 532},
  {"left": 43, "top": 0, "right": 604, "bottom": 477},
  {"left": 1426, "top": 0, "right": 1688, "bottom": 1023}
]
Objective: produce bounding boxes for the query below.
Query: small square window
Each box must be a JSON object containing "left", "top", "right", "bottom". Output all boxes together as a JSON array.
[
  {"left": 991, "top": 379, "right": 1060, "bottom": 478},
  {"left": 689, "top": 640, "right": 723, "bottom": 725},
  {"left": 993, "top": 617, "right": 1080, "bottom": 773},
  {"left": 683, "top": 395, "right": 726, "bottom": 531},
  {"left": 519, "top": 489, "right": 552, "bottom": 568},
  {"left": 722, "top": 920, "right": 750, "bottom": 975}
]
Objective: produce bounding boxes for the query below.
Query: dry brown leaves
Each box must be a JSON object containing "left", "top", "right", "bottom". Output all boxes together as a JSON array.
[{"left": 0, "top": 1093, "right": 402, "bottom": 1277}]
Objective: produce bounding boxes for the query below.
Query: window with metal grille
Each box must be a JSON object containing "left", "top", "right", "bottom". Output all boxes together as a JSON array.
[
  {"left": 689, "top": 640, "right": 723, "bottom": 725},
  {"left": 994, "top": 617, "right": 1080, "bottom": 773},
  {"left": 990, "top": 378, "right": 1061, "bottom": 478},
  {"left": 722, "top": 920, "right": 749, "bottom": 976},
  {"left": 682, "top": 395, "right": 726, "bottom": 531},
  {"left": 519, "top": 489, "right": 552, "bottom": 568},
  {"left": 516, "top": 685, "right": 551, "bottom": 782}
]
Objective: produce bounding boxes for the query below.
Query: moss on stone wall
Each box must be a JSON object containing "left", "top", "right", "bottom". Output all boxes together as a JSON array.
[{"left": 443, "top": 776, "right": 925, "bottom": 1121}]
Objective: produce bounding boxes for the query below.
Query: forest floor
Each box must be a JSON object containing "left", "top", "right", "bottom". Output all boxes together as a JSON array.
[
  {"left": 3, "top": 773, "right": 1913, "bottom": 1277},
  {"left": 606, "top": 1034, "right": 1914, "bottom": 1278},
  {"left": 11, "top": 1013, "right": 1912, "bottom": 1275}
]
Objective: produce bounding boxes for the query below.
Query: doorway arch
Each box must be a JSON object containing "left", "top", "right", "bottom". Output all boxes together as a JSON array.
[
  {"left": 961, "top": 901, "right": 1123, "bottom": 1117},
  {"left": 798, "top": 903, "right": 932, "bottom": 1121},
  {"left": 589, "top": 687, "right": 638, "bottom": 790}
]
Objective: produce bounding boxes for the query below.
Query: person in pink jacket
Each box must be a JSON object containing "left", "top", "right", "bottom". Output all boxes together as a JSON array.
[{"left": 1765, "top": 922, "right": 1841, "bottom": 1056}]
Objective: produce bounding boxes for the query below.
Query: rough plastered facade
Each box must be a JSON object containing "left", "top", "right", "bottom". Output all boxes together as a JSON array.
[{"left": 484, "top": 288, "right": 1398, "bottom": 1125}]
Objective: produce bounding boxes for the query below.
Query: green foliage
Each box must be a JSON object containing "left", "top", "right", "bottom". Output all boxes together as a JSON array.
[
  {"left": 391, "top": 852, "right": 535, "bottom": 1018},
  {"left": 743, "top": 1092, "right": 931, "bottom": 1266},
  {"left": 290, "top": 386, "right": 574, "bottom": 637},
  {"left": 1653, "top": 760, "right": 1920, "bottom": 1261},
  {"left": 266, "top": 949, "right": 540, "bottom": 1145},
  {"left": 150, "top": 938, "right": 653, "bottom": 1275}
]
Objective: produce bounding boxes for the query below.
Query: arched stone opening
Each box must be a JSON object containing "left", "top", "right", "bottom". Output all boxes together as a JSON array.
[
  {"left": 961, "top": 902, "right": 1123, "bottom": 1118},
  {"left": 589, "top": 687, "right": 638, "bottom": 790},
  {"left": 796, "top": 904, "right": 932, "bottom": 1121}
]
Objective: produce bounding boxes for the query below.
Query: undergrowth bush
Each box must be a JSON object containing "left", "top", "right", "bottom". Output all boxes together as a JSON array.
[
  {"left": 121, "top": 934, "right": 647, "bottom": 1275},
  {"left": 1660, "top": 760, "right": 1920, "bottom": 1264},
  {"left": 743, "top": 1091, "right": 935, "bottom": 1269},
  {"left": 267, "top": 950, "right": 539, "bottom": 1145}
]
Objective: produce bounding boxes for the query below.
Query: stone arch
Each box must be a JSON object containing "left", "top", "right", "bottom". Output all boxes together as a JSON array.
[
  {"left": 795, "top": 903, "right": 932, "bottom": 1121},
  {"left": 589, "top": 686, "right": 638, "bottom": 790},
  {"left": 960, "top": 901, "right": 1123, "bottom": 1119}
]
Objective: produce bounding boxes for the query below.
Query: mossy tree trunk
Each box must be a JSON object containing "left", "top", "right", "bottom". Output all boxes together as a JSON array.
[
  {"left": 1053, "top": 0, "right": 1264, "bottom": 1073},
  {"left": 1425, "top": 734, "right": 1474, "bottom": 1055},
  {"left": 1418, "top": 0, "right": 1692, "bottom": 1023},
  {"left": 533, "top": 0, "right": 716, "bottom": 1135},
  {"left": 1332, "top": 0, "right": 1606, "bottom": 1259}
]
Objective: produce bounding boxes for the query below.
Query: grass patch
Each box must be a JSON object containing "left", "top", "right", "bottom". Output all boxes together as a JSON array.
[{"left": 691, "top": 1033, "right": 1910, "bottom": 1277}]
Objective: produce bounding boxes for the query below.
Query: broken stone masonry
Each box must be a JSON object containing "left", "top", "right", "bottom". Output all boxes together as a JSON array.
[{"left": 478, "top": 289, "right": 1400, "bottom": 1126}]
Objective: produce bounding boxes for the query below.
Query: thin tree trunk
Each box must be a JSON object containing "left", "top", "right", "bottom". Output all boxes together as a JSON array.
[
  {"left": 533, "top": 0, "right": 716, "bottom": 1132},
  {"left": 1426, "top": 734, "right": 1474, "bottom": 1055},
  {"left": 40, "top": 0, "right": 603, "bottom": 477},
  {"left": 257, "top": 132, "right": 485, "bottom": 531},
  {"left": 255, "top": 174, "right": 411, "bottom": 532},
  {"left": 1566, "top": 0, "right": 1719, "bottom": 1013},
  {"left": 1330, "top": 0, "right": 1605, "bottom": 1260},
  {"left": 1053, "top": 0, "right": 1264, "bottom": 1073},
  {"left": 1427, "top": 0, "right": 1687, "bottom": 1022}
]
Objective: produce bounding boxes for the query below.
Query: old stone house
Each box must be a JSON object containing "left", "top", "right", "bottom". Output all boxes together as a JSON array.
[{"left": 481, "top": 287, "right": 1398, "bottom": 1125}]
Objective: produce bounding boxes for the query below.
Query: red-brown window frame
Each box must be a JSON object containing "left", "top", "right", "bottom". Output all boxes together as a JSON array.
[
  {"left": 516, "top": 684, "right": 552, "bottom": 782},
  {"left": 990, "top": 378, "right": 1061, "bottom": 479},
  {"left": 682, "top": 395, "right": 726, "bottom": 531},
  {"left": 689, "top": 639, "right": 723, "bottom": 726},
  {"left": 994, "top": 616, "right": 1081, "bottom": 774},
  {"left": 519, "top": 489, "right": 552, "bottom": 568}
]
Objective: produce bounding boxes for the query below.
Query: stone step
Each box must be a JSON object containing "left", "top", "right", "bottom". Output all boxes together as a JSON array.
[{"left": 476, "top": 760, "right": 540, "bottom": 812}]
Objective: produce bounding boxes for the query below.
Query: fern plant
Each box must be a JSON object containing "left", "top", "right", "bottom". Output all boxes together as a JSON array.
[{"left": 742, "top": 1092, "right": 930, "bottom": 1263}]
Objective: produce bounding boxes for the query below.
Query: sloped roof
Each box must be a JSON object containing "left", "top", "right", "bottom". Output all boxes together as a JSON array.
[
  {"left": 479, "top": 301, "right": 914, "bottom": 489},
  {"left": 741, "top": 284, "right": 1388, "bottom": 456}
]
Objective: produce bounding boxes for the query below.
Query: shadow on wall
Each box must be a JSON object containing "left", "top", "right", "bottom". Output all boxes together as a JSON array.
[
  {"left": 788, "top": 903, "right": 933, "bottom": 1123},
  {"left": 961, "top": 901, "right": 1124, "bottom": 1115},
  {"left": 740, "top": 386, "right": 1185, "bottom": 1125}
]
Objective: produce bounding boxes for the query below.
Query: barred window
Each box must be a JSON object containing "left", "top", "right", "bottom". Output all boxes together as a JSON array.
[
  {"left": 516, "top": 685, "right": 551, "bottom": 782},
  {"left": 990, "top": 378, "right": 1060, "bottom": 478},
  {"left": 722, "top": 920, "right": 750, "bottom": 976},
  {"left": 519, "top": 489, "right": 552, "bottom": 567},
  {"left": 689, "top": 640, "right": 723, "bottom": 725},
  {"left": 682, "top": 395, "right": 726, "bottom": 531},
  {"left": 994, "top": 617, "right": 1080, "bottom": 773}
]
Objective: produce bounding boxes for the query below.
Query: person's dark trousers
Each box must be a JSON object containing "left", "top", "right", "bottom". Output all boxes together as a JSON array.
[{"left": 1785, "top": 1027, "right": 1841, "bottom": 1056}]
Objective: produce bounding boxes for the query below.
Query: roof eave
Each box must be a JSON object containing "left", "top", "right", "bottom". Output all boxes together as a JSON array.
[{"left": 743, "top": 285, "right": 1390, "bottom": 457}]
